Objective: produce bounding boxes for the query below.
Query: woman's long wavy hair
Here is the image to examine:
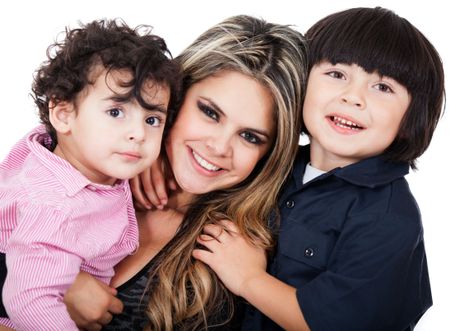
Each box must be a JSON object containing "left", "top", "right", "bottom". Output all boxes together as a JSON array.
[{"left": 144, "top": 15, "right": 307, "bottom": 330}]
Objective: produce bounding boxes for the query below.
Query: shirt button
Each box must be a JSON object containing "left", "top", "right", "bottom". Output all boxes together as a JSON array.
[
  {"left": 88, "top": 185, "right": 97, "bottom": 191},
  {"left": 286, "top": 200, "right": 295, "bottom": 208},
  {"left": 304, "top": 247, "right": 315, "bottom": 257}
]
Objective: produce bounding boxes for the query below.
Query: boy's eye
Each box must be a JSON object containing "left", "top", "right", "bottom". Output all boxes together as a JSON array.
[
  {"left": 146, "top": 116, "right": 162, "bottom": 127},
  {"left": 107, "top": 108, "right": 124, "bottom": 118},
  {"left": 375, "top": 83, "right": 393, "bottom": 93},
  {"left": 326, "top": 71, "right": 345, "bottom": 79},
  {"left": 240, "top": 131, "right": 262, "bottom": 145},
  {"left": 198, "top": 101, "right": 219, "bottom": 121}
]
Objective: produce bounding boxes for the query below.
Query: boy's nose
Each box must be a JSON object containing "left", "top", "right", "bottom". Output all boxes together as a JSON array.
[{"left": 341, "top": 85, "right": 366, "bottom": 109}]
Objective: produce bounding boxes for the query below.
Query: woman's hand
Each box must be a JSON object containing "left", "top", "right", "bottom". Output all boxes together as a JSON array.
[
  {"left": 192, "top": 220, "right": 267, "bottom": 297},
  {"left": 64, "top": 272, "right": 123, "bottom": 331},
  {"left": 130, "top": 157, "right": 177, "bottom": 210}
]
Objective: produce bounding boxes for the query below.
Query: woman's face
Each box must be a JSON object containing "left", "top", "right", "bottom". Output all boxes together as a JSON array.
[{"left": 166, "top": 70, "right": 275, "bottom": 194}]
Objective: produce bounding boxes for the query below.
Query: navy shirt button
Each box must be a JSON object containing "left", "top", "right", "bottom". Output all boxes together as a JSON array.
[
  {"left": 304, "top": 247, "right": 314, "bottom": 257},
  {"left": 286, "top": 200, "right": 295, "bottom": 208}
]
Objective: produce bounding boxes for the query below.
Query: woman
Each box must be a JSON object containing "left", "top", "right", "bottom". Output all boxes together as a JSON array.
[{"left": 65, "top": 14, "right": 307, "bottom": 330}]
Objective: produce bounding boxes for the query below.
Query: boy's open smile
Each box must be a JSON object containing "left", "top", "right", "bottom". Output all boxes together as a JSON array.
[{"left": 326, "top": 114, "right": 365, "bottom": 134}]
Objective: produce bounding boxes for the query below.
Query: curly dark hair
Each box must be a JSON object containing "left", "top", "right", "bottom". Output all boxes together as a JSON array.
[{"left": 32, "top": 18, "right": 182, "bottom": 148}]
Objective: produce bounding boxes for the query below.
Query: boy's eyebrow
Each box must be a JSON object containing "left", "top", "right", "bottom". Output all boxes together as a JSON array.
[{"left": 200, "top": 97, "right": 271, "bottom": 139}]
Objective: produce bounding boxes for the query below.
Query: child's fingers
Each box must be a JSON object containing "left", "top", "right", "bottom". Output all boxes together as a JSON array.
[
  {"left": 197, "top": 234, "right": 222, "bottom": 252},
  {"left": 106, "top": 294, "right": 124, "bottom": 315},
  {"left": 97, "top": 312, "right": 114, "bottom": 326},
  {"left": 165, "top": 164, "right": 178, "bottom": 191},
  {"left": 150, "top": 161, "right": 168, "bottom": 206},
  {"left": 202, "top": 224, "right": 228, "bottom": 242},
  {"left": 140, "top": 167, "right": 161, "bottom": 207},
  {"left": 192, "top": 247, "right": 214, "bottom": 265},
  {"left": 168, "top": 178, "right": 178, "bottom": 191},
  {"left": 219, "top": 219, "right": 239, "bottom": 234},
  {"left": 129, "top": 176, "right": 152, "bottom": 209}
]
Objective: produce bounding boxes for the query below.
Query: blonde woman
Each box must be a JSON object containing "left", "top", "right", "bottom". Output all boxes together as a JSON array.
[{"left": 64, "top": 15, "right": 307, "bottom": 330}]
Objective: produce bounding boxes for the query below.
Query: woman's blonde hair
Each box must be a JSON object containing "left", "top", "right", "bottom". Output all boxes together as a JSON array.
[{"left": 145, "top": 15, "right": 307, "bottom": 330}]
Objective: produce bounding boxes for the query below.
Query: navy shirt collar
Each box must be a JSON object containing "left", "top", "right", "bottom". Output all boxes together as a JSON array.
[{"left": 293, "top": 145, "right": 410, "bottom": 189}]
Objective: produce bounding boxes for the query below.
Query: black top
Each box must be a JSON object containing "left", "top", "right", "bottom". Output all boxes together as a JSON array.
[
  {"left": 104, "top": 240, "right": 244, "bottom": 330},
  {"left": 242, "top": 146, "right": 432, "bottom": 331}
]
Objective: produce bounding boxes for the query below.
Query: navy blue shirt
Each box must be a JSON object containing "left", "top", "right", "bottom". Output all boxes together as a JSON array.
[{"left": 242, "top": 146, "right": 432, "bottom": 331}]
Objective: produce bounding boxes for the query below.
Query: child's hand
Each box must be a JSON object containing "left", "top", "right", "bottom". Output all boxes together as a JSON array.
[
  {"left": 64, "top": 272, "right": 123, "bottom": 331},
  {"left": 130, "top": 157, "right": 177, "bottom": 210},
  {"left": 192, "top": 220, "right": 267, "bottom": 297}
]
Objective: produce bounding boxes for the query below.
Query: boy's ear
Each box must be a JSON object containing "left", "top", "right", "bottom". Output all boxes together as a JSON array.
[{"left": 48, "top": 100, "right": 76, "bottom": 134}]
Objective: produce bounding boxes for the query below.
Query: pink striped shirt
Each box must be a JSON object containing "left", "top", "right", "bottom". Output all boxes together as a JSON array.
[{"left": 0, "top": 125, "right": 139, "bottom": 330}]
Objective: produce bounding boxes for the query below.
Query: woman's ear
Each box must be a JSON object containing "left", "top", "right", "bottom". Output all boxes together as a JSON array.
[{"left": 48, "top": 100, "right": 75, "bottom": 134}]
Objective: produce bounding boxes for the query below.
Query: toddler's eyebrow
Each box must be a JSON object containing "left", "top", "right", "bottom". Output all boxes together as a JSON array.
[
  {"left": 106, "top": 95, "right": 168, "bottom": 114},
  {"left": 142, "top": 103, "right": 168, "bottom": 114}
]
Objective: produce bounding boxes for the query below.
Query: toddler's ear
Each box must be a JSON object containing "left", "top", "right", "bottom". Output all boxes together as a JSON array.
[{"left": 48, "top": 100, "right": 76, "bottom": 134}]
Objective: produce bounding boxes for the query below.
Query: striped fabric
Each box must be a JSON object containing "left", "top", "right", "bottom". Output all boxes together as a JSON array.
[{"left": 0, "top": 125, "right": 139, "bottom": 330}]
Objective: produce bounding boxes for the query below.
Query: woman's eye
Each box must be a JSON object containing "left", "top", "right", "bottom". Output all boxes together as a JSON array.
[
  {"left": 198, "top": 102, "right": 219, "bottom": 121},
  {"left": 326, "top": 71, "right": 345, "bottom": 79},
  {"left": 375, "top": 83, "right": 393, "bottom": 93},
  {"left": 240, "top": 131, "right": 262, "bottom": 145},
  {"left": 146, "top": 116, "right": 162, "bottom": 127},
  {"left": 107, "top": 108, "right": 124, "bottom": 118}
]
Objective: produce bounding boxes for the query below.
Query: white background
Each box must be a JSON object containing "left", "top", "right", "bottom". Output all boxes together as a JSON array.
[{"left": 0, "top": 1, "right": 448, "bottom": 329}]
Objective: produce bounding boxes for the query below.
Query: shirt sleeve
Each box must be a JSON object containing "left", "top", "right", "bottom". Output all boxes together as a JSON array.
[
  {"left": 3, "top": 203, "right": 86, "bottom": 331},
  {"left": 297, "top": 212, "right": 431, "bottom": 331}
]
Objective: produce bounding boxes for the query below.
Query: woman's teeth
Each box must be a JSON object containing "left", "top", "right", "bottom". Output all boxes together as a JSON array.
[{"left": 193, "top": 151, "right": 221, "bottom": 171}]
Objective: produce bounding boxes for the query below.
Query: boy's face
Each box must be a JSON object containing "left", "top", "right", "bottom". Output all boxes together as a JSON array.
[
  {"left": 55, "top": 67, "right": 170, "bottom": 185},
  {"left": 303, "top": 61, "right": 410, "bottom": 171}
]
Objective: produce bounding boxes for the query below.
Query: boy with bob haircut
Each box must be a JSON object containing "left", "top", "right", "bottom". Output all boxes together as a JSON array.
[
  {"left": 195, "top": 7, "right": 444, "bottom": 331},
  {"left": 0, "top": 19, "right": 181, "bottom": 330}
]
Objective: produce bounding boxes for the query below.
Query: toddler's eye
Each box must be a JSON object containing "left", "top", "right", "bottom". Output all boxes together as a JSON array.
[
  {"left": 146, "top": 116, "right": 161, "bottom": 127},
  {"left": 107, "top": 108, "right": 124, "bottom": 118}
]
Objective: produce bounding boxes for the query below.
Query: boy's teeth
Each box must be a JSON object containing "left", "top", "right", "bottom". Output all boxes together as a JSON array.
[
  {"left": 332, "top": 116, "right": 362, "bottom": 130},
  {"left": 193, "top": 151, "right": 220, "bottom": 171}
]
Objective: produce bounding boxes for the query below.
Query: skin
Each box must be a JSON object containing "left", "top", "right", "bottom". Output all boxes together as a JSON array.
[
  {"left": 166, "top": 70, "right": 275, "bottom": 196},
  {"left": 51, "top": 66, "right": 171, "bottom": 185},
  {"left": 194, "top": 62, "right": 412, "bottom": 330},
  {"left": 0, "top": 69, "right": 171, "bottom": 331},
  {"left": 303, "top": 61, "right": 411, "bottom": 171},
  {"left": 79, "top": 62, "right": 411, "bottom": 331},
  {"left": 64, "top": 70, "right": 275, "bottom": 330}
]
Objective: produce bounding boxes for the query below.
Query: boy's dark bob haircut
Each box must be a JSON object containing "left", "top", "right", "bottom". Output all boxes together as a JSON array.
[
  {"left": 32, "top": 19, "right": 182, "bottom": 149},
  {"left": 305, "top": 7, "right": 445, "bottom": 169}
]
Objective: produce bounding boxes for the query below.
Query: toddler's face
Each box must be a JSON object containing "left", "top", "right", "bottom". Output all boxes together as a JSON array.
[
  {"left": 303, "top": 61, "right": 410, "bottom": 171},
  {"left": 54, "top": 67, "right": 170, "bottom": 185}
]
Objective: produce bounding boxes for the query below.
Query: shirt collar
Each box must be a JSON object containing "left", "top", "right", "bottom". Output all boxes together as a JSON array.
[
  {"left": 292, "top": 144, "right": 409, "bottom": 189},
  {"left": 27, "top": 126, "right": 126, "bottom": 196}
]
